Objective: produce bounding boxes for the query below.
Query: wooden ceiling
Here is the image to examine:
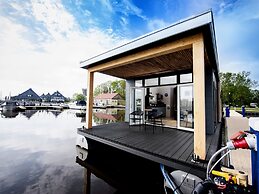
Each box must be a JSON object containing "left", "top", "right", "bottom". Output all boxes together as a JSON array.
[
  {"left": 99, "top": 47, "right": 210, "bottom": 79},
  {"left": 100, "top": 48, "right": 192, "bottom": 79}
]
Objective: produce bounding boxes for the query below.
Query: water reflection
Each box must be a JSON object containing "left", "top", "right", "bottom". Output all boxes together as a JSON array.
[
  {"left": 1, "top": 110, "right": 19, "bottom": 118},
  {"left": 0, "top": 108, "right": 128, "bottom": 194},
  {"left": 0, "top": 109, "right": 86, "bottom": 194},
  {"left": 49, "top": 110, "right": 62, "bottom": 117},
  {"left": 21, "top": 110, "right": 38, "bottom": 119}
]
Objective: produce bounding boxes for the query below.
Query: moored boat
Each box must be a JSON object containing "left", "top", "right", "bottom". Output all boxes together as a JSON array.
[
  {"left": 68, "top": 100, "right": 86, "bottom": 110},
  {"left": 1, "top": 101, "right": 20, "bottom": 111}
]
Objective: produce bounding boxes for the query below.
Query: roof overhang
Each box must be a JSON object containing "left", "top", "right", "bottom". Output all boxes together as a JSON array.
[{"left": 80, "top": 11, "right": 219, "bottom": 79}]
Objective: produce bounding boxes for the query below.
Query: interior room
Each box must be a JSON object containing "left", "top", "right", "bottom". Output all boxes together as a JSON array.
[{"left": 145, "top": 86, "right": 177, "bottom": 128}]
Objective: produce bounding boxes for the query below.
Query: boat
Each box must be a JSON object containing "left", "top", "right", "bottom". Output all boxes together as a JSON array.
[
  {"left": 1, "top": 101, "right": 20, "bottom": 111},
  {"left": 68, "top": 100, "right": 86, "bottom": 110},
  {"left": 76, "top": 134, "right": 88, "bottom": 161},
  {"left": 0, "top": 101, "right": 26, "bottom": 111},
  {"left": 59, "top": 103, "right": 69, "bottom": 109}
]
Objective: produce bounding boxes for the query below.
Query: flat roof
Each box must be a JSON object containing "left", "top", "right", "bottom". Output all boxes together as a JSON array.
[{"left": 81, "top": 10, "right": 219, "bottom": 72}]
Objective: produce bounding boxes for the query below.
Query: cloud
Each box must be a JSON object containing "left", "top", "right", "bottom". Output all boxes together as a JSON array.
[
  {"left": 99, "top": 0, "right": 113, "bottom": 12},
  {"left": 147, "top": 19, "right": 170, "bottom": 31},
  {"left": 214, "top": 0, "right": 259, "bottom": 80},
  {"left": 0, "top": 0, "right": 127, "bottom": 98},
  {"left": 120, "top": 0, "right": 147, "bottom": 20},
  {"left": 1, "top": 0, "right": 259, "bottom": 98},
  {"left": 30, "top": 0, "right": 77, "bottom": 41}
]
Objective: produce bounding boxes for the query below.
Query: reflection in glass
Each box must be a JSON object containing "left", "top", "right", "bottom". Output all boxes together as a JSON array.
[
  {"left": 93, "top": 108, "right": 125, "bottom": 125},
  {"left": 160, "top": 75, "right": 177, "bottom": 85},
  {"left": 135, "top": 80, "right": 142, "bottom": 87},
  {"left": 145, "top": 78, "right": 158, "bottom": 86},
  {"left": 135, "top": 89, "right": 144, "bottom": 112},
  {"left": 180, "top": 73, "right": 192, "bottom": 83},
  {"left": 179, "top": 85, "right": 194, "bottom": 129}
]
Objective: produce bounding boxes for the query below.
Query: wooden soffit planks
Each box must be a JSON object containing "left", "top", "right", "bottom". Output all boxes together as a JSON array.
[
  {"left": 101, "top": 48, "right": 193, "bottom": 79},
  {"left": 87, "top": 33, "right": 210, "bottom": 79}
]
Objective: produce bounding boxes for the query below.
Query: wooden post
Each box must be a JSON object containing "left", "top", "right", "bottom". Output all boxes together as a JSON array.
[
  {"left": 193, "top": 35, "right": 206, "bottom": 160},
  {"left": 83, "top": 168, "right": 91, "bottom": 194},
  {"left": 86, "top": 70, "right": 94, "bottom": 129}
]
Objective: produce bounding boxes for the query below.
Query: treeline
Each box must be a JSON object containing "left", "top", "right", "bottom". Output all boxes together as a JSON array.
[
  {"left": 220, "top": 71, "right": 259, "bottom": 106},
  {"left": 94, "top": 80, "right": 126, "bottom": 99}
]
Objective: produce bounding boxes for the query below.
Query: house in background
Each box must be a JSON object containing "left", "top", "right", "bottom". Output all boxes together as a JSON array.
[
  {"left": 12, "top": 88, "right": 42, "bottom": 103},
  {"left": 94, "top": 93, "right": 125, "bottom": 107},
  {"left": 50, "top": 91, "right": 66, "bottom": 102},
  {"left": 40, "top": 93, "right": 51, "bottom": 102}
]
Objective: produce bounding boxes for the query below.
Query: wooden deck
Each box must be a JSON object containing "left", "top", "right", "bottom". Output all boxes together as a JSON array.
[{"left": 78, "top": 122, "right": 221, "bottom": 178}]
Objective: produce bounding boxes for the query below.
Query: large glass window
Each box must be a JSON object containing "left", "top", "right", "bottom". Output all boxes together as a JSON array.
[
  {"left": 160, "top": 75, "right": 177, "bottom": 85},
  {"left": 145, "top": 78, "right": 158, "bottom": 86},
  {"left": 180, "top": 73, "right": 192, "bottom": 83},
  {"left": 135, "top": 80, "right": 142, "bottom": 87}
]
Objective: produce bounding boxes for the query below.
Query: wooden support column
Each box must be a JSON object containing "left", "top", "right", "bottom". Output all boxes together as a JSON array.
[
  {"left": 86, "top": 70, "right": 94, "bottom": 129},
  {"left": 193, "top": 35, "right": 206, "bottom": 160}
]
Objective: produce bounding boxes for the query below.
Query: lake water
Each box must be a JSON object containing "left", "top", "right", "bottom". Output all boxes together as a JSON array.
[
  {"left": 0, "top": 109, "right": 163, "bottom": 194},
  {"left": 0, "top": 109, "right": 124, "bottom": 194}
]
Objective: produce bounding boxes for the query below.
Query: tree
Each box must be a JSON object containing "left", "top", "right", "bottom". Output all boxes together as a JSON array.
[
  {"left": 110, "top": 80, "right": 126, "bottom": 99},
  {"left": 94, "top": 80, "right": 126, "bottom": 99},
  {"left": 252, "top": 90, "right": 259, "bottom": 104},
  {"left": 220, "top": 71, "right": 257, "bottom": 106},
  {"left": 73, "top": 93, "right": 86, "bottom": 101}
]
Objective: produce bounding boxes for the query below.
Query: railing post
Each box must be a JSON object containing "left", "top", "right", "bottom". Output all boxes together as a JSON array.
[
  {"left": 242, "top": 105, "right": 246, "bottom": 117},
  {"left": 226, "top": 106, "right": 230, "bottom": 117}
]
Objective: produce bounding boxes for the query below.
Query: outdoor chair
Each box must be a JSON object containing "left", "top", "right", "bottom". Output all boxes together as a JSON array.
[
  {"left": 144, "top": 110, "right": 164, "bottom": 133},
  {"left": 129, "top": 110, "right": 144, "bottom": 129}
]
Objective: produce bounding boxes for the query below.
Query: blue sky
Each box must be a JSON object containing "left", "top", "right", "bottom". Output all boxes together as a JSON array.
[{"left": 0, "top": 0, "right": 259, "bottom": 98}]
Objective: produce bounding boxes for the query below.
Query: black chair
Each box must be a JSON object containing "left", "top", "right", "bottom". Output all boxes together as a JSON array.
[
  {"left": 145, "top": 110, "right": 164, "bottom": 133},
  {"left": 129, "top": 110, "right": 144, "bottom": 129}
]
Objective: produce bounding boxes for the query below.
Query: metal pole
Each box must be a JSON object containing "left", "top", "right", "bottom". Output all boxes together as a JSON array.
[{"left": 250, "top": 118, "right": 259, "bottom": 193}]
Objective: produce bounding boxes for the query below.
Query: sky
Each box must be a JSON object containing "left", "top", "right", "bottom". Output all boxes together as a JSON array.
[{"left": 0, "top": 0, "right": 259, "bottom": 98}]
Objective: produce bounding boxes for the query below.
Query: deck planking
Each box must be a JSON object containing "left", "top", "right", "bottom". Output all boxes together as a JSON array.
[{"left": 78, "top": 122, "right": 221, "bottom": 178}]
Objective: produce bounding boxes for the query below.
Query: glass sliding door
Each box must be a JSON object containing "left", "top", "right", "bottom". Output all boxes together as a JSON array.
[
  {"left": 135, "top": 88, "right": 144, "bottom": 112},
  {"left": 177, "top": 84, "right": 194, "bottom": 131},
  {"left": 129, "top": 88, "right": 145, "bottom": 125}
]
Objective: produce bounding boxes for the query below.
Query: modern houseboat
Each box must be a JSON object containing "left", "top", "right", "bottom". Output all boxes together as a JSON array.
[{"left": 78, "top": 11, "right": 221, "bottom": 179}]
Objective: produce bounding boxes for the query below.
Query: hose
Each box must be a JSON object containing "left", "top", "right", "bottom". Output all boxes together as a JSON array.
[
  {"left": 160, "top": 164, "right": 181, "bottom": 194},
  {"left": 206, "top": 146, "right": 228, "bottom": 180},
  {"left": 209, "top": 150, "right": 231, "bottom": 174}
]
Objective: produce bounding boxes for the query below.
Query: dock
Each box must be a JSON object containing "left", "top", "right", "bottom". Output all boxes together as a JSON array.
[
  {"left": 25, "top": 105, "right": 63, "bottom": 110},
  {"left": 78, "top": 122, "right": 221, "bottom": 178}
]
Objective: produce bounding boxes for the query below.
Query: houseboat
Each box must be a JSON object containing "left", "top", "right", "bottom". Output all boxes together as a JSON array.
[{"left": 78, "top": 11, "right": 222, "bottom": 181}]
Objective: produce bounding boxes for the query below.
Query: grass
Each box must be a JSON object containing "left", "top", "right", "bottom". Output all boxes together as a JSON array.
[{"left": 230, "top": 107, "right": 259, "bottom": 113}]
